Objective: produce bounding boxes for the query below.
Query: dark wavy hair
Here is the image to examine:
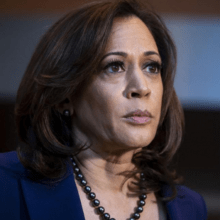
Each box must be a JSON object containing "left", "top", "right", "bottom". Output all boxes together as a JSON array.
[{"left": 15, "top": 0, "right": 184, "bottom": 199}]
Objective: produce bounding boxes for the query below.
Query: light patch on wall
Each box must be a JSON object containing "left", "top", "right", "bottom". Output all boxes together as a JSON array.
[
  {"left": 0, "top": 14, "right": 220, "bottom": 109},
  {"left": 164, "top": 15, "right": 220, "bottom": 109}
]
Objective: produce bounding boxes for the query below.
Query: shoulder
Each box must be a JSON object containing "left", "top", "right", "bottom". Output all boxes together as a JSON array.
[
  {"left": 0, "top": 150, "right": 27, "bottom": 186},
  {"left": 162, "top": 184, "right": 206, "bottom": 204},
  {"left": 178, "top": 185, "right": 207, "bottom": 219},
  {"left": 0, "top": 150, "right": 25, "bottom": 175},
  {"left": 177, "top": 185, "right": 207, "bottom": 211},
  {"left": 0, "top": 151, "right": 28, "bottom": 219},
  {"left": 176, "top": 185, "right": 205, "bottom": 200},
  {"left": 162, "top": 185, "right": 207, "bottom": 220},
  {"left": 0, "top": 150, "right": 19, "bottom": 166}
]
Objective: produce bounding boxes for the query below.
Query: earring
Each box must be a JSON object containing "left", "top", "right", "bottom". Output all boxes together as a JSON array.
[{"left": 63, "top": 109, "right": 70, "bottom": 117}]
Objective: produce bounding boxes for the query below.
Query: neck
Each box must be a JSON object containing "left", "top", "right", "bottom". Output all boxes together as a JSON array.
[{"left": 74, "top": 147, "right": 137, "bottom": 194}]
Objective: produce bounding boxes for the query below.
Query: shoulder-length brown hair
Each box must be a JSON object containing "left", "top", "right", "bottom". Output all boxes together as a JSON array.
[{"left": 15, "top": 0, "right": 184, "bottom": 199}]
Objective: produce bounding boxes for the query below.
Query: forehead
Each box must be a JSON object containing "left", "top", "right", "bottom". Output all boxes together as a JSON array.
[{"left": 105, "top": 16, "right": 158, "bottom": 53}]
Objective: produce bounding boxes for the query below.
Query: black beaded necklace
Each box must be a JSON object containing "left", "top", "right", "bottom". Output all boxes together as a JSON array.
[{"left": 71, "top": 158, "right": 147, "bottom": 220}]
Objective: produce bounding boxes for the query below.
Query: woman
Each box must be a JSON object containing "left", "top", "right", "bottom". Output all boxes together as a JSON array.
[{"left": 0, "top": 0, "right": 207, "bottom": 219}]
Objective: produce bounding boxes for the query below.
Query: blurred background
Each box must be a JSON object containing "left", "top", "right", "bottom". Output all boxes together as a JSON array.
[{"left": 0, "top": 0, "right": 219, "bottom": 219}]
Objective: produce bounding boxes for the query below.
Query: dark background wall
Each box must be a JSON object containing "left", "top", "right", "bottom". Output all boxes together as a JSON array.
[{"left": 0, "top": 0, "right": 220, "bottom": 219}]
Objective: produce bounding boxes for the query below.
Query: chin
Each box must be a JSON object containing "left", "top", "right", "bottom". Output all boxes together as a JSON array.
[
  {"left": 120, "top": 134, "right": 155, "bottom": 149},
  {"left": 117, "top": 124, "right": 158, "bottom": 146}
]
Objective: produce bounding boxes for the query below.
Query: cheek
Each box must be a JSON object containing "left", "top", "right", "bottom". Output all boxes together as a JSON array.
[
  {"left": 77, "top": 84, "right": 116, "bottom": 126},
  {"left": 89, "top": 81, "right": 122, "bottom": 113},
  {"left": 152, "top": 81, "right": 163, "bottom": 118},
  {"left": 74, "top": 86, "right": 122, "bottom": 143}
]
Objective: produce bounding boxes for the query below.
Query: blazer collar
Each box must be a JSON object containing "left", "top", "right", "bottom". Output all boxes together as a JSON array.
[
  {"left": 20, "top": 161, "right": 86, "bottom": 220},
  {"left": 20, "top": 161, "right": 190, "bottom": 220}
]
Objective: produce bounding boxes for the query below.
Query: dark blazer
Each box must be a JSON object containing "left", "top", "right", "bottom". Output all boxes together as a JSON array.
[{"left": 0, "top": 151, "right": 207, "bottom": 220}]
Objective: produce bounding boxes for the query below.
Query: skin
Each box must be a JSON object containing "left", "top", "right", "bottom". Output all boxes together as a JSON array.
[{"left": 62, "top": 16, "right": 163, "bottom": 220}]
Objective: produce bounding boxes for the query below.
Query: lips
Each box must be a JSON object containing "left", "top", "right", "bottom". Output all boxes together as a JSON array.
[
  {"left": 123, "top": 109, "right": 152, "bottom": 118},
  {"left": 123, "top": 109, "right": 152, "bottom": 124},
  {"left": 129, "top": 116, "right": 150, "bottom": 123}
]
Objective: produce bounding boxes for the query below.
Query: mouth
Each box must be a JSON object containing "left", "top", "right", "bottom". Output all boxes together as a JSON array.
[
  {"left": 123, "top": 109, "right": 152, "bottom": 124},
  {"left": 123, "top": 109, "right": 152, "bottom": 117},
  {"left": 124, "top": 116, "right": 151, "bottom": 124}
]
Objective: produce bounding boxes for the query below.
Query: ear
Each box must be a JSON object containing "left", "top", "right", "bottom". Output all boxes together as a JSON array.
[{"left": 56, "top": 98, "right": 74, "bottom": 116}]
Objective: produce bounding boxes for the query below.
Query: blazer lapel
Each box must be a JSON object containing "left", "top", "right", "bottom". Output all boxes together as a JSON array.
[
  {"left": 20, "top": 166, "right": 85, "bottom": 220},
  {"left": 17, "top": 152, "right": 196, "bottom": 220}
]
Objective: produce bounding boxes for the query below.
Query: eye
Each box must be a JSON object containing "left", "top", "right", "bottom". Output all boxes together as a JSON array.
[
  {"left": 104, "top": 61, "right": 125, "bottom": 74},
  {"left": 144, "top": 61, "right": 162, "bottom": 74}
]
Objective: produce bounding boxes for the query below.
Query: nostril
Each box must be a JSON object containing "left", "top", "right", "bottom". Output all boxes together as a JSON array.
[{"left": 131, "top": 92, "right": 140, "bottom": 98}]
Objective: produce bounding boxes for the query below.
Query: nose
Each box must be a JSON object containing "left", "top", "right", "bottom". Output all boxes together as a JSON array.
[{"left": 125, "top": 66, "right": 151, "bottom": 99}]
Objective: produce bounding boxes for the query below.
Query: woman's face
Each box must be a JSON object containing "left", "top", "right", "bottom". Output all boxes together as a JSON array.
[{"left": 72, "top": 16, "right": 163, "bottom": 155}]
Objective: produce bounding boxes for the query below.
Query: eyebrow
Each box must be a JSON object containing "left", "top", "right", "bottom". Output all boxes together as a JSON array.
[
  {"left": 101, "top": 52, "right": 127, "bottom": 60},
  {"left": 101, "top": 51, "right": 160, "bottom": 61}
]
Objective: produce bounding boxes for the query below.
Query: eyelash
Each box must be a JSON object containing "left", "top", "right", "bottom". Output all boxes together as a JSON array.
[
  {"left": 144, "top": 61, "right": 162, "bottom": 74},
  {"left": 103, "top": 59, "right": 162, "bottom": 74},
  {"left": 104, "top": 59, "right": 125, "bottom": 73}
]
